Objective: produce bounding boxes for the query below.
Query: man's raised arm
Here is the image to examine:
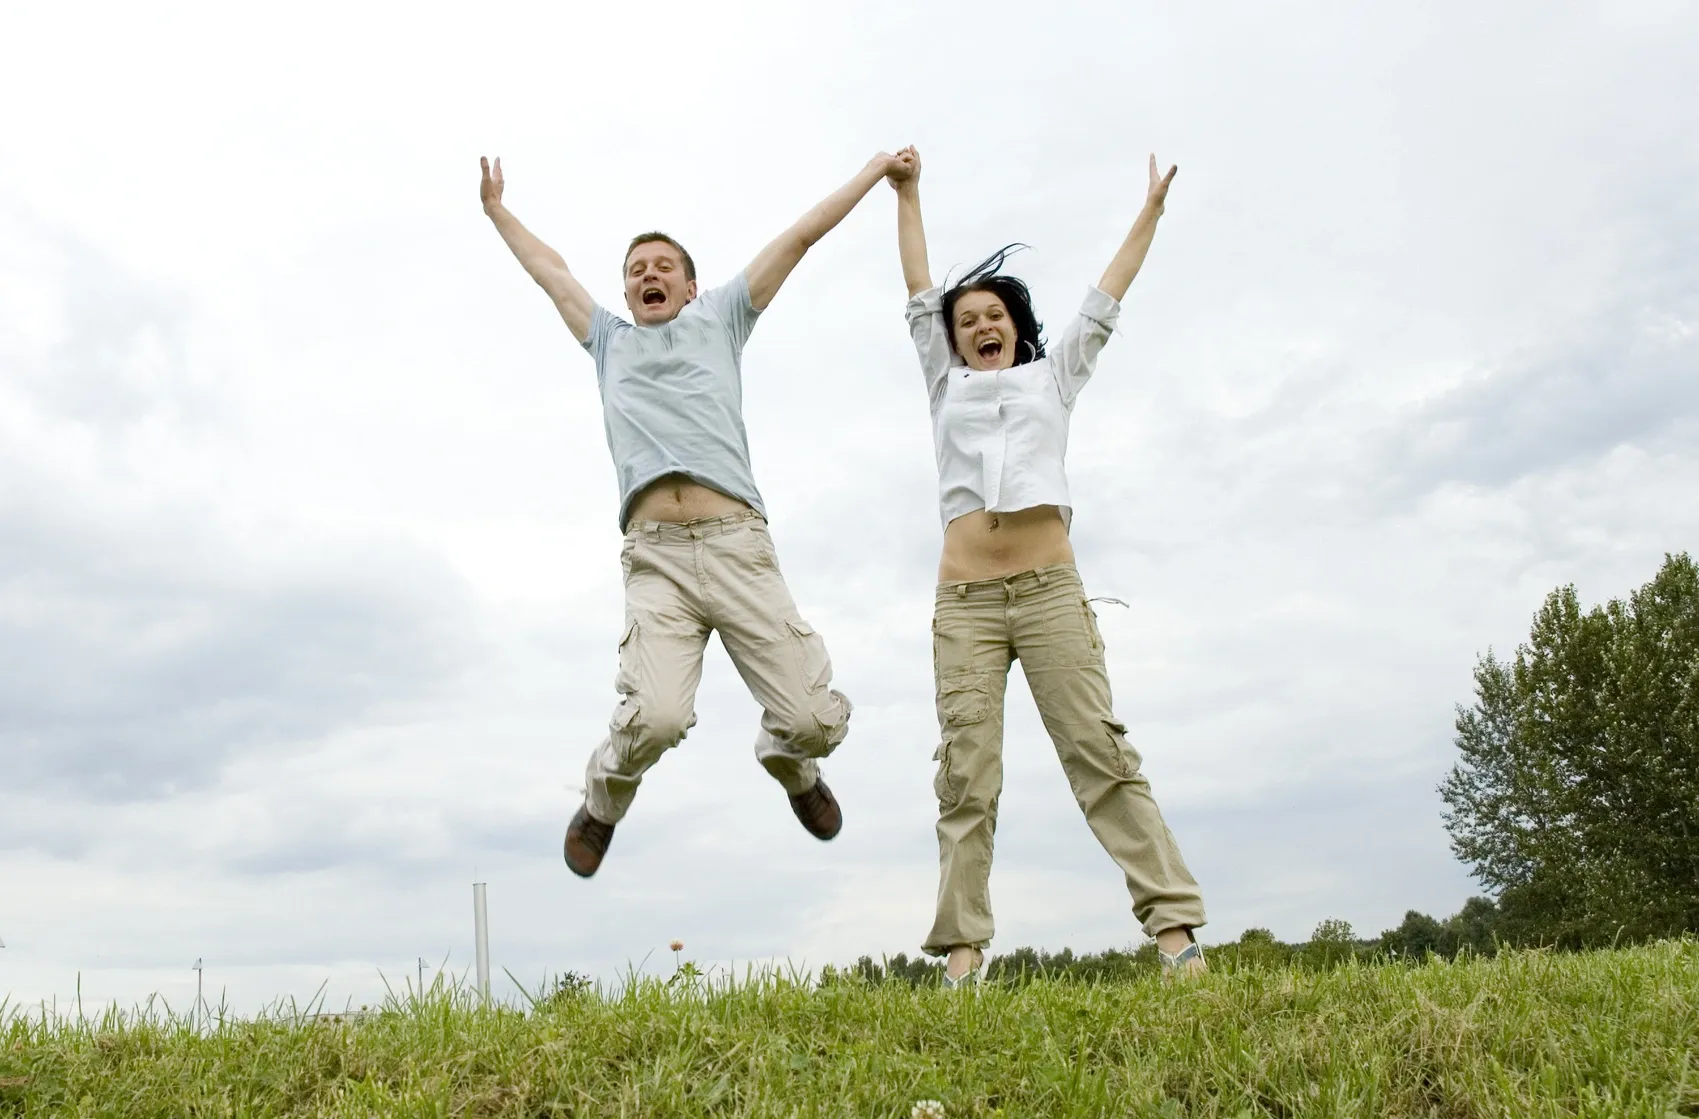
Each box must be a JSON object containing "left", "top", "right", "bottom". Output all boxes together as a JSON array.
[
  {"left": 481, "top": 156, "right": 596, "bottom": 343},
  {"left": 743, "top": 151, "right": 904, "bottom": 312}
]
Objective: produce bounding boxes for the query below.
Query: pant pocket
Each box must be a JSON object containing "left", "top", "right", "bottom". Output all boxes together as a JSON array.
[
  {"left": 936, "top": 677, "right": 990, "bottom": 727},
  {"left": 1082, "top": 598, "right": 1104, "bottom": 653},
  {"left": 931, "top": 607, "right": 976, "bottom": 678},
  {"left": 809, "top": 689, "right": 853, "bottom": 754},
  {"left": 609, "top": 696, "right": 642, "bottom": 767},
  {"left": 614, "top": 618, "right": 640, "bottom": 695},
  {"left": 932, "top": 741, "right": 965, "bottom": 809},
  {"left": 1103, "top": 718, "right": 1139, "bottom": 779},
  {"left": 932, "top": 675, "right": 988, "bottom": 810},
  {"left": 785, "top": 618, "right": 831, "bottom": 693},
  {"left": 749, "top": 523, "right": 781, "bottom": 573}
]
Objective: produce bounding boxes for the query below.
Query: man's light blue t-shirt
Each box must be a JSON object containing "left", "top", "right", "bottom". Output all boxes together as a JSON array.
[{"left": 582, "top": 273, "right": 767, "bottom": 530}]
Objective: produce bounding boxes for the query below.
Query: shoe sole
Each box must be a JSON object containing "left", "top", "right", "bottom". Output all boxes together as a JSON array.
[{"left": 563, "top": 837, "right": 603, "bottom": 878}]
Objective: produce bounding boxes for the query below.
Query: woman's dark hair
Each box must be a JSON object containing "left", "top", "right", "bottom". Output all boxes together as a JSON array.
[{"left": 940, "top": 243, "right": 1046, "bottom": 365}]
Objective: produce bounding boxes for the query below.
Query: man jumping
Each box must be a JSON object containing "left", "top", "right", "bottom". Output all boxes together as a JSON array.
[{"left": 480, "top": 150, "right": 903, "bottom": 877}]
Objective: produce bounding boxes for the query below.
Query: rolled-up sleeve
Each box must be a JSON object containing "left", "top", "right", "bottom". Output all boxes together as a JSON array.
[
  {"left": 905, "top": 286, "right": 956, "bottom": 405},
  {"left": 1050, "top": 286, "right": 1121, "bottom": 409}
]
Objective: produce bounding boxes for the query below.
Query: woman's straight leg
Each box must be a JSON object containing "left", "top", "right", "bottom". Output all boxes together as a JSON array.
[
  {"left": 1012, "top": 566, "right": 1206, "bottom": 937},
  {"left": 922, "top": 581, "right": 1015, "bottom": 957}
]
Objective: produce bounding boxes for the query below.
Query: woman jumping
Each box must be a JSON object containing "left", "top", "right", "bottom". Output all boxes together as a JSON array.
[{"left": 885, "top": 147, "right": 1207, "bottom": 985}]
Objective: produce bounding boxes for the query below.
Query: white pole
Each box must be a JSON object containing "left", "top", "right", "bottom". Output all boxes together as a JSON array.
[
  {"left": 193, "top": 958, "right": 203, "bottom": 1032},
  {"left": 472, "top": 882, "right": 490, "bottom": 1004}
]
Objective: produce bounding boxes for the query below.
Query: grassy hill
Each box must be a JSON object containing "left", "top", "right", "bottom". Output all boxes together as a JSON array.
[{"left": 3, "top": 940, "right": 1696, "bottom": 1117}]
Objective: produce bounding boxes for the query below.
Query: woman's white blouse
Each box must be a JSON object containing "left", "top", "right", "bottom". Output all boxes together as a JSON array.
[{"left": 906, "top": 285, "right": 1121, "bottom": 530}]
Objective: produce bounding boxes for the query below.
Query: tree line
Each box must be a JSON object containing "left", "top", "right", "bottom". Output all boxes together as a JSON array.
[{"left": 818, "top": 897, "right": 1513, "bottom": 988}]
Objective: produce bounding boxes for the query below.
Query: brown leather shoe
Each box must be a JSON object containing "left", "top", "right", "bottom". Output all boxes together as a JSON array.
[
  {"left": 563, "top": 803, "right": 615, "bottom": 878},
  {"left": 788, "top": 777, "right": 842, "bottom": 840}
]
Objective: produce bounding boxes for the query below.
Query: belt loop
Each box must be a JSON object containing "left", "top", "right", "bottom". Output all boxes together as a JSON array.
[
  {"left": 955, "top": 583, "right": 968, "bottom": 598},
  {"left": 1036, "top": 568, "right": 1049, "bottom": 586}
]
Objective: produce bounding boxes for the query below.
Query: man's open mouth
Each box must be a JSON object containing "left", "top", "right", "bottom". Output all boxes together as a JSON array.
[
  {"left": 642, "top": 288, "right": 666, "bottom": 306},
  {"left": 977, "top": 339, "right": 1003, "bottom": 362}
]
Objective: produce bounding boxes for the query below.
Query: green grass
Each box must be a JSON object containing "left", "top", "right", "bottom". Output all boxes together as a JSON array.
[{"left": 4, "top": 941, "right": 1697, "bottom": 1117}]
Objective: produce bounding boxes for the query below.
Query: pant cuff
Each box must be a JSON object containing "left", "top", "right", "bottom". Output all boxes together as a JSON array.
[
  {"left": 759, "top": 752, "right": 820, "bottom": 796},
  {"left": 1142, "top": 907, "right": 1208, "bottom": 939},
  {"left": 583, "top": 782, "right": 627, "bottom": 827}
]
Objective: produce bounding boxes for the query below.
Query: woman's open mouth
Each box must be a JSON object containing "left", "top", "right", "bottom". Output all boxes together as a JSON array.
[{"left": 976, "top": 339, "right": 1003, "bottom": 362}]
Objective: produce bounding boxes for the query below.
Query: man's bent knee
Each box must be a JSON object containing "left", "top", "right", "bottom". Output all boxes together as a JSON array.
[
  {"left": 609, "top": 697, "right": 696, "bottom": 772},
  {"left": 774, "top": 689, "right": 853, "bottom": 758}
]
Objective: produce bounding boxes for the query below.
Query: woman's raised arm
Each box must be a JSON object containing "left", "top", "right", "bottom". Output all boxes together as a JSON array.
[
  {"left": 1096, "top": 154, "right": 1176, "bottom": 301},
  {"left": 887, "top": 146, "right": 934, "bottom": 297}
]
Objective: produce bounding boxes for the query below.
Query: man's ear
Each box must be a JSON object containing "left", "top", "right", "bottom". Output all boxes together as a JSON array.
[{"left": 684, "top": 279, "right": 699, "bottom": 303}]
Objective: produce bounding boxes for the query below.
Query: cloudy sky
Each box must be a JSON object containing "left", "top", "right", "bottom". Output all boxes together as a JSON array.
[{"left": 2, "top": 0, "right": 1695, "bottom": 1016}]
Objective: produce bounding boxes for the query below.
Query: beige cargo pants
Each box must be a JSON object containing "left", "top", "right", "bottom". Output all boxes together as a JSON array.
[
  {"left": 923, "top": 564, "right": 1205, "bottom": 955},
  {"left": 582, "top": 511, "right": 853, "bottom": 825}
]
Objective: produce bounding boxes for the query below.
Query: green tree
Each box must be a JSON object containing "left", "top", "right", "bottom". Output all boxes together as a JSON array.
[
  {"left": 1440, "top": 553, "right": 1699, "bottom": 946},
  {"left": 1380, "top": 910, "right": 1447, "bottom": 960},
  {"left": 1302, "top": 918, "right": 1359, "bottom": 968},
  {"left": 1222, "top": 927, "right": 1292, "bottom": 971},
  {"left": 1376, "top": 898, "right": 1503, "bottom": 961}
]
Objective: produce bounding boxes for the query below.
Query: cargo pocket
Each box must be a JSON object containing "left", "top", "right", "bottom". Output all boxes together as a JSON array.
[
  {"left": 785, "top": 618, "right": 831, "bottom": 693},
  {"left": 1103, "top": 718, "right": 1139, "bottom": 779},
  {"left": 932, "top": 741, "right": 966, "bottom": 809},
  {"left": 608, "top": 696, "right": 642, "bottom": 767},
  {"left": 936, "top": 676, "right": 990, "bottom": 727},
  {"left": 614, "top": 619, "right": 640, "bottom": 695},
  {"left": 932, "top": 676, "right": 987, "bottom": 810},
  {"left": 809, "top": 689, "right": 853, "bottom": 755}
]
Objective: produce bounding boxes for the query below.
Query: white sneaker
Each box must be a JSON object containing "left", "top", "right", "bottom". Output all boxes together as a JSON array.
[{"left": 942, "top": 949, "right": 984, "bottom": 989}]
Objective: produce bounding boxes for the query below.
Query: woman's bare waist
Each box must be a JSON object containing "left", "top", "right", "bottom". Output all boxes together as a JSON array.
[{"left": 939, "top": 506, "right": 1074, "bottom": 581}]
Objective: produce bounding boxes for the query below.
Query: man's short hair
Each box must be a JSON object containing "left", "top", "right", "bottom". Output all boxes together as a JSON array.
[{"left": 624, "top": 232, "right": 696, "bottom": 281}]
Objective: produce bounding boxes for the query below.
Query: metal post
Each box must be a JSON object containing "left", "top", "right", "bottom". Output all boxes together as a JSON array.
[
  {"left": 192, "top": 958, "right": 203, "bottom": 1032},
  {"left": 418, "top": 956, "right": 427, "bottom": 998},
  {"left": 472, "top": 882, "right": 490, "bottom": 1004}
]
